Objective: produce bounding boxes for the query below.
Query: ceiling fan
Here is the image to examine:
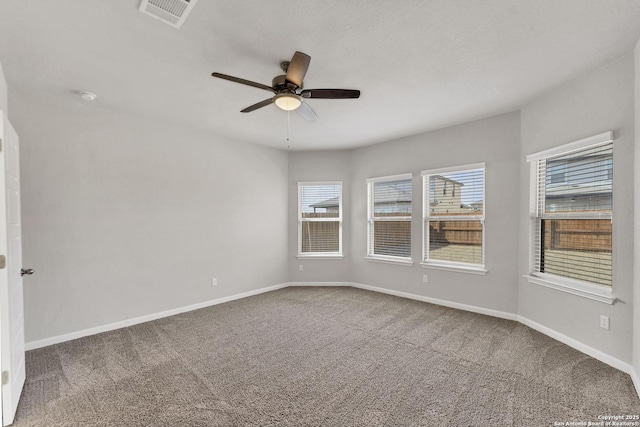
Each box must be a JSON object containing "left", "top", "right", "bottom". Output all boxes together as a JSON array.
[{"left": 211, "top": 51, "right": 360, "bottom": 121}]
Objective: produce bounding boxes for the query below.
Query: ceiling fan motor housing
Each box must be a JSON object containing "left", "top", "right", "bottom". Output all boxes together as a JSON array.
[{"left": 272, "top": 75, "right": 300, "bottom": 93}]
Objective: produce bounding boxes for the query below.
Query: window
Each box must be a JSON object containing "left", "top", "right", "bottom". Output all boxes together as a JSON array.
[
  {"left": 298, "top": 182, "right": 342, "bottom": 257},
  {"left": 422, "top": 163, "right": 486, "bottom": 274},
  {"left": 366, "top": 174, "right": 412, "bottom": 264},
  {"left": 548, "top": 161, "right": 567, "bottom": 184},
  {"left": 526, "top": 132, "right": 614, "bottom": 303}
]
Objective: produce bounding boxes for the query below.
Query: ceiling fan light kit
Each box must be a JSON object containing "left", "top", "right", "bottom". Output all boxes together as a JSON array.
[
  {"left": 211, "top": 51, "right": 360, "bottom": 121},
  {"left": 274, "top": 93, "right": 302, "bottom": 111}
]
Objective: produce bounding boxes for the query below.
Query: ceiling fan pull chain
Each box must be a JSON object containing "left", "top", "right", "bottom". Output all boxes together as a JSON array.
[{"left": 286, "top": 110, "right": 291, "bottom": 149}]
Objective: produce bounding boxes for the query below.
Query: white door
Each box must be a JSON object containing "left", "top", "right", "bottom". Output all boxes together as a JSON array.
[{"left": 0, "top": 111, "right": 25, "bottom": 426}]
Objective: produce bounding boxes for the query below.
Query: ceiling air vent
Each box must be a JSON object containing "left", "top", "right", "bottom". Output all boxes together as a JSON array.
[{"left": 139, "top": 0, "right": 198, "bottom": 29}]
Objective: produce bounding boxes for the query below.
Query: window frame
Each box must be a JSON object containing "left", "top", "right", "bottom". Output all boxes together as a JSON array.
[
  {"left": 524, "top": 131, "right": 616, "bottom": 304},
  {"left": 297, "top": 181, "right": 343, "bottom": 259},
  {"left": 366, "top": 173, "right": 413, "bottom": 266},
  {"left": 421, "top": 163, "right": 487, "bottom": 275}
]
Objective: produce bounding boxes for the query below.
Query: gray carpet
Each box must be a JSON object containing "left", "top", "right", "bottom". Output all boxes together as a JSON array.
[{"left": 13, "top": 286, "right": 640, "bottom": 426}]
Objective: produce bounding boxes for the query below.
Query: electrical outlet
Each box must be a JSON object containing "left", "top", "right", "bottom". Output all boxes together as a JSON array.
[
  {"left": 423, "top": 274, "right": 428, "bottom": 283},
  {"left": 211, "top": 277, "right": 217, "bottom": 287},
  {"left": 600, "top": 315, "right": 609, "bottom": 330},
  {"left": 299, "top": 264, "right": 304, "bottom": 271}
]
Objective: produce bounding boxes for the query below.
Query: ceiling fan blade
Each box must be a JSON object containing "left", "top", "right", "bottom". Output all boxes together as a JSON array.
[
  {"left": 285, "top": 51, "right": 311, "bottom": 87},
  {"left": 212, "top": 72, "right": 275, "bottom": 93},
  {"left": 296, "top": 101, "right": 317, "bottom": 122},
  {"left": 241, "top": 97, "right": 274, "bottom": 113},
  {"left": 300, "top": 89, "right": 360, "bottom": 99}
]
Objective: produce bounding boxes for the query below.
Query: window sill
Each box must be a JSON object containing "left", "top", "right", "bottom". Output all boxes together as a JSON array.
[
  {"left": 297, "top": 254, "right": 344, "bottom": 260},
  {"left": 365, "top": 256, "right": 413, "bottom": 267},
  {"left": 420, "top": 262, "right": 487, "bottom": 275},
  {"left": 524, "top": 273, "right": 616, "bottom": 305}
]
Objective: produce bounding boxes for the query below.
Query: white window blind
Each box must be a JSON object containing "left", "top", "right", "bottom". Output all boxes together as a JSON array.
[
  {"left": 367, "top": 174, "right": 412, "bottom": 261},
  {"left": 298, "top": 182, "right": 342, "bottom": 256},
  {"left": 529, "top": 136, "right": 613, "bottom": 288},
  {"left": 422, "top": 164, "right": 485, "bottom": 268}
]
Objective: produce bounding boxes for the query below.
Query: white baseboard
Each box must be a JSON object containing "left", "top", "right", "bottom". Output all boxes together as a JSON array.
[
  {"left": 349, "top": 282, "right": 638, "bottom": 398},
  {"left": 24, "top": 280, "right": 640, "bottom": 401},
  {"left": 348, "top": 282, "right": 519, "bottom": 321},
  {"left": 517, "top": 315, "right": 633, "bottom": 376},
  {"left": 287, "top": 281, "right": 352, "bottom": 287},
  {"left": 25, "top": 282, "right": 289, "bottom": 351},
  {"left": 631, "top": 367, "right": 640, "bottom": 399}
]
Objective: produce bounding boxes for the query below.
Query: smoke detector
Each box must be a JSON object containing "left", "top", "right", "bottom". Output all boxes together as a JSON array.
[
  {"left": 139, "top": 0, "right": 198, "bottom": 29},
  {"left": 78, "top": 91, "right": 97, "bottom": 101}
]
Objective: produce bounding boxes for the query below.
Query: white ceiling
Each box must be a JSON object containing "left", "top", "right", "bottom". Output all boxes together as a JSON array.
[{"left": 1, "top": 1, "right": 640, "bottom": 151}]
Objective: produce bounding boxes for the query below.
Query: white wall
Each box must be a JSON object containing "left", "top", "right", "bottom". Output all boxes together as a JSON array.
[
  {"left": 6, "top": 45, "right": 638, "bottom": 377},
  {"left": 633, "top": 39, "right": 640, "bottom": 381},
  {"left": 349, "top": 112, "right": 521, "bottom": 314},
  {"left": 0, "top": 61, "right": 7, "bottom": 113},
  {"left": 288, "top": 150, "right": 352, "bottom": 282},
  {"left": 286, "top": 112, "right": 522, "bottom": 318},
  {"left": 519, "top": 53, "right": 635, "bottom": 363},
  {"left": 11, "top": 90, "right": 289, "bottom": 343}
]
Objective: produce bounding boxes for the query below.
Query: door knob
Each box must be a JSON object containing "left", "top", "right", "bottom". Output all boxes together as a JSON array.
[{"left": 21, "top": 268, "right": 34, "bottom": 276}]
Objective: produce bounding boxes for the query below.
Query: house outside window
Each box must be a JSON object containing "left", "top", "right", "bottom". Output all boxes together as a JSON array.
[
  {"left": 548, "top": 161, "right": 567, "bottom": 184},
  {"left": 526, "top": 132, "right": 614, "bottom": 304},
  {"left": 366, "top": 174, "right": 412, "bottom": 264},
  {"left": 422, "top": 163, "right": 486, "bottom": 274},
  {"left": 298, "top": 182, "right": 342, "bottom": 257}
]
